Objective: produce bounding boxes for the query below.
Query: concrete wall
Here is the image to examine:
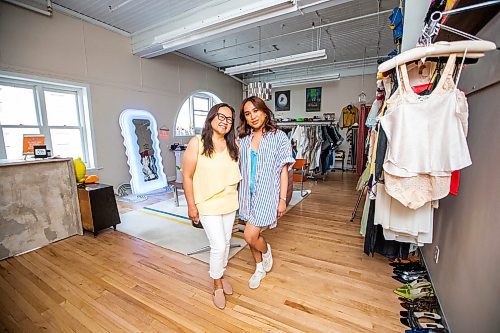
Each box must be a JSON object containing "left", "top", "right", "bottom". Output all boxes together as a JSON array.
[
  {"left": 421, "top": 15, "right": 500, "bottom": 333},
  {"left": 0, "top": 2, "right": 243, "bottom": 188},
  {"left": 0, "top": 159, "right": 82, "bottom": 260}
]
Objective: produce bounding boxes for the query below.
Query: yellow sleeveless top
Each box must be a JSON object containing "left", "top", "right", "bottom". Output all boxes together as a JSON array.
[{"left": 193, "top": 135, "right": 241, "bottom": 215}]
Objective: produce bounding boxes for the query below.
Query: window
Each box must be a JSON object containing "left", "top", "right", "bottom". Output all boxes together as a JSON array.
[
  {"left": 0, "top": 73, "right": 96, "bottom": 167},
  {"left": 175, "top": 92, "right": 222, "bottom": 136}
]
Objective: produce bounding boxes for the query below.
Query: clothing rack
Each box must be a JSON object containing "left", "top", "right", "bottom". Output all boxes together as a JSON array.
[
  {"left": 282, "top": 121, "right": 342, "bottom": 180},
  {"left": 277, "top": 121, "right": 335, "bottom": 127}
]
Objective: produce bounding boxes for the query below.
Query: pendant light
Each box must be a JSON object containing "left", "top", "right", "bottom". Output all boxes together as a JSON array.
[
  {"left": 247, "top": 26, "right": 272, "bottom": 100},
  {"left": 358, "top": 47, "right": 367, "bottom": 104}
]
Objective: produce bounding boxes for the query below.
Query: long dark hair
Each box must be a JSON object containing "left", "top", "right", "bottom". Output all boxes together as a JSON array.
[
  {"left": 201, "top": 103, "right": 238, "bottom": 161},
  {"left": 238, "top": 96, "right": 277, "bottom": 138}
]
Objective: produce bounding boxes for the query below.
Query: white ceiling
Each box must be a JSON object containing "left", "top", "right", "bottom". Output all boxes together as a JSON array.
[{"left": 31, "top": 0, "right": 401, "bottom": 83}]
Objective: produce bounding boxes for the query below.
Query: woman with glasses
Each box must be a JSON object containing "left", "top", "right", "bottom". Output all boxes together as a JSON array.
[
  {"left": 183, "top": 103, "right": 241, "bottom": 309},
  {"left": 238, "top": 96, "right": 295, "bottom": 289}
]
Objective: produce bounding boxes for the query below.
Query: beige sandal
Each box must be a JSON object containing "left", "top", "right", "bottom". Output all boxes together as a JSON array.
[
  {"left": 221, "top": 279, "right": 233, "bottom": 295},
  {"left": 213, "top": 289, "right": 226, "bottom": 309}
]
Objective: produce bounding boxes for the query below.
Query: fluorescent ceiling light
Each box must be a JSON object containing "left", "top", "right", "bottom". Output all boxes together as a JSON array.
[
  {"left": 224, "top": 49, "right": 327, "bottom": 75},
  {"left": 155, "top": 0, "right": 297, "bottom": 53},
  {"left": 268, "top": 73, "right": 341, "bottom": 88}
]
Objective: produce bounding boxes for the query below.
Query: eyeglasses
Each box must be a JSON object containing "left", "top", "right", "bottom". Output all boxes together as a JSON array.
[{"left": 216, "top": 113, "right": 233, "bottom": 124}]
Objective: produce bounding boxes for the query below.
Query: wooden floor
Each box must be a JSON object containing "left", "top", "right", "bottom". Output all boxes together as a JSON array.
[{"left": 0, "top": 173, "right": 405, "bottom": 333}]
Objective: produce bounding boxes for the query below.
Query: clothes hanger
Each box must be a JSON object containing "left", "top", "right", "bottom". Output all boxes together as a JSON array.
[
  {"left": 378, "top": 2, "right": 498, "bottom": 73},
  {"left": 378, "top": 41, "right": 494, "bottom": 73}
]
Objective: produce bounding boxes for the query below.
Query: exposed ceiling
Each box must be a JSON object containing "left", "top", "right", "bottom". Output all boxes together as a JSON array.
[{"left": 29, "top": 0, "right": 401, "bottom": 84}]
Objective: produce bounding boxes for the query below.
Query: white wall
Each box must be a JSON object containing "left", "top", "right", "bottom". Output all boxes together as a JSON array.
[
  {"left": 0, "top": 2, "right": 243, "bottom": 188},
  {"left": 266, "top": 75, "right": 376, "bottom": 118},
  {"left": 265, "top": 75, "right": 377, "bottom": 167}
]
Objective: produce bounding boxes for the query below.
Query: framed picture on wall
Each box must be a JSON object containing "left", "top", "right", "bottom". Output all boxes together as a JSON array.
[
  {"left": 305, "top": 87, "right": 321, "bottom": 112},
  {"left": 275, "top": 90, "right": 290, "bottom": 111}
]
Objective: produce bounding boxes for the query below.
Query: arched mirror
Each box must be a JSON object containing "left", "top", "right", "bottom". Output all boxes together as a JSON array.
[
  {"left": 175, "top": 91, "right": 222, "bottom": 137},
  {"left": 119, "top": 109, "right": 168, "bottom": 194}
]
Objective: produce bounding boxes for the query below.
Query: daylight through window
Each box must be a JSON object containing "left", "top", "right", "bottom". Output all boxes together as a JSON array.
[
  {"left": 175, "top": 92, "right": 222, "bottom": 136},
  {"left": 0, "top": 73, "right": 96, "bottom": 167}
]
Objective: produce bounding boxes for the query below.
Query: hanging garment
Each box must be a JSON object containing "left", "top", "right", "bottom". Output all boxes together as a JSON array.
[
  {"left": 384, "top": 172, "right": 451, "bottom": 210},
  {"left": 380, "top": 54, "right": 471, "bottom": 177},
  {"left": 291, "top": 125, "right": 308, "bottom": 159},
  {"left": 374, "top": 184, "right": 434, "bottom": 245},
  {"left": 449, "top": 170, "right": 460, "bottom": 196},
  {"left": 374, "top": 126, "right": 388, "bottom": 182},
  {"left": 360, "top": 193, "right": 371, "bottom": 237},
  {"left": 406, "top": 61, "right": 437, "bottom": 88},
  {"left": 364, "top": 199, "right": 411, "bottom": 259},
  {"left": 326, "top": 124, "right": 344, "bottom": 148},
  {"left": 366, "top": 96, "right": 384, "bottom": 128},
  {"left": 341, "top": 105, "right": 359, "bottom": 128},
  {"left": 357, "top": 164, "right": 371, "bottom": 191},
  {"left": 356, "top": 104, "right": 369, "bottom": 176},
  {"left": 314, "top": 127, "right": 323, "bottom": 170},
  {"left": 304, "top": 127, "right": 320, "bottom": 170},
  {"left": 389, "top": 7, "right": 403, "bottom": 43},
  {"left": 346, "top": 125, "right": 358, "bottom": 166}
]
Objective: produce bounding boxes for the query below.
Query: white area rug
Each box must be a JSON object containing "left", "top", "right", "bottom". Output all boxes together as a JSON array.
[
  {"left": 288, "top": 189, "right": 311, "bottom": 208},
  {"left": 117, "top": 190, "right": 311, "bottom": 264}
]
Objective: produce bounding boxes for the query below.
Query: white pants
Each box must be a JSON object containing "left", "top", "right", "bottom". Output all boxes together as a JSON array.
[{"left": 199, "top": 211, "right": 236, "bottom": 279}]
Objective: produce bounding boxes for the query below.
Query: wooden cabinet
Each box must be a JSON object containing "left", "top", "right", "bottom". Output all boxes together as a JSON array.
[{"left": 77, "top": 183, "right": 121, "bottom": 236}]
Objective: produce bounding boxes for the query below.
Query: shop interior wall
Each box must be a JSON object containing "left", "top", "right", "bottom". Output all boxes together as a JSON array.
[
  {"left": 421, "top": 15, "right": 500, "bottom": 333},
  {"left": 266, "top": 75, "right": 377, "bottom": 167},
  {"left": 0, "top": 2, "right": 243, "bottom": 189}
]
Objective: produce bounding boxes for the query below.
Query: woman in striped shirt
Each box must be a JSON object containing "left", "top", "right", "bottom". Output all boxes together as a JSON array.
[{"left": 238, "top": 96, "right": 295, "bottom": 289}]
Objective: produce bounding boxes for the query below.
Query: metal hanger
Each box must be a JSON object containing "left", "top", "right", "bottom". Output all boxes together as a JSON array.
[{"left": 378, "top": 1, "right": 498, "bottom": 73}]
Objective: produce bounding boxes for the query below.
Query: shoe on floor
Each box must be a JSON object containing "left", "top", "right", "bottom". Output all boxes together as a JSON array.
[
  {"left": 213, "top": 288, "right": 226, "bottom": 309},
  {"left": 249, "top": 270, "right": 266, "bottom": 289},
  {"left": 262, "top": 244, "right": 273, "bottom": 272},
  {"left": 221, "top": 279, "right": 233, "bottom": 295}
]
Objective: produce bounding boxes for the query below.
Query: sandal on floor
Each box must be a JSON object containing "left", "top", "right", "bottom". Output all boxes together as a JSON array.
[
  {"left": 393, "top": 275, "right": 425, "bottom": 284},
  {"left": 401, "top": 316, "right": 445, "bottom": 330},
  {"left": 389, "top": 262, "right": 425, "bottom": 269},
  {"left": 400, "top": 310, "right": 442, "bottom": 320},
  {"left": 221, "top": 279, "right": 233, "bottom": 295},
  {"left": 394, "top": 269, "right": 428, "bottom": 276},
  {"left": 407, "top": 279, "right": 430, "bottom": 289},
  {"left": 397, "top": 280, "right": 431, "bottom": 291},
  {"left": 389, "top": 257, "right": 419, "bottom": 265},
  {"left": 213, "top": 289, "right": 226, "bottom": 309},
  {"left": 398, "top": 296, "right": 437, "bottom": 304},
  {"left": 394, "top": 286, "right": 434, "bottom": 300},
  {"left": 400, "top": 302, "right": 438, "bottom": 312},
  {"left": 419, "top": 322, "right": 446, "bottom": 329}
]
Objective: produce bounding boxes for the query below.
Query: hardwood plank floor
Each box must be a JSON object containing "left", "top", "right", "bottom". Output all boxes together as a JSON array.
[{"left": 0, "top": 173, "right": 405, "bottom": 332}]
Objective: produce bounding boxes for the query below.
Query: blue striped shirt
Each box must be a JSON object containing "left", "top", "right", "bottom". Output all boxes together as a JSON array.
[{"left": 239, "top": 130, "right": 295, "bottom": 228}]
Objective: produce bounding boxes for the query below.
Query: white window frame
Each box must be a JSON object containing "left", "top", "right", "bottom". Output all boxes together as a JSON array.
[
  {"left": 175, "top": 91, "right": 222, "bottom": 137},
  {"left": 0, "top": 71, "right": 97, "bottom": 168}
]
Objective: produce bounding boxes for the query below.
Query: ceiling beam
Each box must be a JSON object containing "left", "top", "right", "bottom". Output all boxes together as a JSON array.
[
  {"left": 132, "top": 0, "right": 356, "bottom": 58},
  {"left": 245, "top": 64, "right": 378, "bottom": 85}
]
